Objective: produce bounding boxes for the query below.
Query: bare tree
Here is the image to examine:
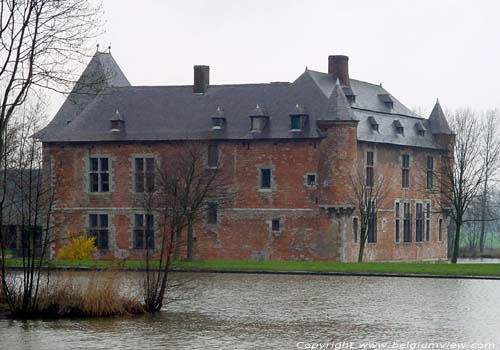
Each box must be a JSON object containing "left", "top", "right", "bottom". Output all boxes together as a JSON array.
[
  {"left": 478, "top": 110, "right": 500, "bottom": 253},
  {"left": 0, "top": 0, "right": 102, "bottom": 185},
  {"left": 0, "top": 1, "right": 101, "bottom": 316},
  {"left": 140, "top": 143, "right": 226, "bottom": 312},
  {"left": 350, "top": 162, "right": 389, "bottom": 262},
  {"left": 441, "top": 109, "right": 484, "bottom": 263},
  {"left": 0, "top": 97, "right": 56, "bottom": 316}
]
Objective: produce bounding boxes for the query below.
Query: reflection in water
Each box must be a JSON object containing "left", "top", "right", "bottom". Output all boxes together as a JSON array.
[{"left": 1, "top": 272, "right": 499, "bottom": 349}]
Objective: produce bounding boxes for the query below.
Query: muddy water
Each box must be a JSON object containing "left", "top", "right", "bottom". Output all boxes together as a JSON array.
[{"left": 1, "top": 272, "right": 499, "bottom": 349}]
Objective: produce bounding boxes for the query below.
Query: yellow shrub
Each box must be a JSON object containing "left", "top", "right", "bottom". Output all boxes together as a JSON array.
[{"left": 57, "top": 232, "right": 96, "bottom": 260}]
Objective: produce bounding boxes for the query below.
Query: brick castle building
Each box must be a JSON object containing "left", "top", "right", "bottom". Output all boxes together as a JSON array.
[{"left": 38, "top": 51, "right": 454, "bottom": 262}]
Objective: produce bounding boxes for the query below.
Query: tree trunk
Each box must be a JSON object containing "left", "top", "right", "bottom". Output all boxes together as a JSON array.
[
  {"left": 451, "top": 220, "right": 461, "bottom": 263},
  {"left": 174, "top": 230, "right": 181, "bottom": 260},
  {"left": 357, "top": 224, "right": 367, "bottom": 262},
  {"left": 186, "top": 220, "right": 194, "bottom": 261},
  {"left": 479, "top": 177, "right": 488, "bottom": 253}
]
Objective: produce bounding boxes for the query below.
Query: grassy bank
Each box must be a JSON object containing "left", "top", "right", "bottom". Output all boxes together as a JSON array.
[{"left": 4, "top": 258, "right": 500, "bottom": 277}]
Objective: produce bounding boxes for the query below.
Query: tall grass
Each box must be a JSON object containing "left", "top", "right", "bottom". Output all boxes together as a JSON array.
[{"left": 6, "top": 272, "right": 144, "bottom": 318}]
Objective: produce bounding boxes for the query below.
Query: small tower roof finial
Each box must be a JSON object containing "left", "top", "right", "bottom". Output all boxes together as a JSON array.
[
  {"left": 108, "top": 44, "right": 111, "bottom": 53},
  {"left": 96, "top": 43, "right": 100, "bottom": 52}
]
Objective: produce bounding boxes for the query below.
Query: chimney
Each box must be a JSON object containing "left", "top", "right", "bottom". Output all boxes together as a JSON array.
[
  {"left": 328, "top": 55, "right": 350, "bottom": 86},
  {"left": 193, "top": 65, "right": 209, "bottom": 93}
]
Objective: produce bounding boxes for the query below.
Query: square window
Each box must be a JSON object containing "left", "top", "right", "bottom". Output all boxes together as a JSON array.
[
  {"left": 271, "top": 219, "right": 280, "bottom": 231},
  {"left": 260, "top": 168, "right": 271, "bottom": 189},
  {"left": 306, "top": 173, "right": 317, "bottom": 186}
]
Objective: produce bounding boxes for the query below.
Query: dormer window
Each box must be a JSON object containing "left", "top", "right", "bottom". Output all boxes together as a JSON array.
[
  {"left": 211, "top": 106, "right": 226, "bottom": 130},
  {"left": 212, "top": 117, "right": 225, "bottom": 130},
  {"left": 289, "top": 104, "right": 308, "bottom": 132},
  {"left": 110, "top": 110, "right": 124, "bottom": 133},
  {"left": 343, "top": 86, "right": 356, "bottom": 103},
  {"left": 415, "top": 121, "right": 426, "bottom": 137},
  {"left": 290, "top": 115, "right": 301, "bottom": 130},
  {"left": 393, "top": 120, "right": 404, "bottom": 135},
  {"left": 378, "top": 94, "right": 394, "bottom": 109},
  {"left": 250, "top": 116, "right": 268, "bottom": 132},
  {"left": 249, "top": 104, "right": 269, "bottom": 133},
  {"left": 368, "top": 116, "right": 379, "bottom": 132}
]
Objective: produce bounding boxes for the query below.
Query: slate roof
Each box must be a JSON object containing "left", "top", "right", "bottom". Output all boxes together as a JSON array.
[
  {"left": 428, "top": 99, "right": 453, "bottom": 134},
  {"left": 38, "top": 52, "right": 452, "bottom": 149}
]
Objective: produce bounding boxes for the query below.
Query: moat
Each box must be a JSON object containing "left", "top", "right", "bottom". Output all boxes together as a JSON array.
[{"left": 1, "top": 272, "right": 499, "bottom": 349}]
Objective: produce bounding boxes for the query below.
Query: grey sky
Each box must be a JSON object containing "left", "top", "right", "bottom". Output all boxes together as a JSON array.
[{"left": 49, "top": 0, "right": 500, "bottom": 117}]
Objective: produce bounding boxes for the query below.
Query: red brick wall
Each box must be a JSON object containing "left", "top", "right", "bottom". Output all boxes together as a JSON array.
[{"left": 44, "top": 131, "right": 451, "bottom": 262}]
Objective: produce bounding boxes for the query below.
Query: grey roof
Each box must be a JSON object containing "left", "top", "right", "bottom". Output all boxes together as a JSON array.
[
  {"left": 111, "top": 109, "right": 123, "bottom": 121},
  {"left": 428, "top": 99, "right": 453, "bottom": 134},
  {"left": 36, "top": 51, "right": 130, "bottom": 140},
  {"left": 321, "top": 80, "right": 356, "bottom": 122},
  {"left": 211, "top": 106, "right": 225, "bottom": 119},
  {"left": 249, "top": 104, "right": 269, "bottom": 117},
  {"left": 38, "top": 53, "right": 451, "bottom": 150},
  {"left": 290, "top": 104, "right": 308, "bottom": 115}
]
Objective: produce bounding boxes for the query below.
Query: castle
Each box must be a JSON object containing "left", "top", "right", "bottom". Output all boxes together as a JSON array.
[{"left": 38, "top": 52, "right": 454, "bottom": 262}]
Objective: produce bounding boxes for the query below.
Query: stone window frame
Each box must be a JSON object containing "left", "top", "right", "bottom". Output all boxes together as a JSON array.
[
  {"left": 402, "top": 201, "right": 412, "bottom": 243},
  {"left": 426, "top": 156, "right": 434, "bottom": 190},
  {"left": 437, "top": 216, "right": 444, "bottom": 242},
  {"left": 424, "top": 201, "right": 431, "bottom": 242},
  {"left": 86, "top": 212, "right": 113, "bottom": 250},
  {"left": 131, "top": 153, "right": 159, "bottom": 194},
  {"left": 366, "top": 197, "right": 377, "bottom": 244},
  {"left": 365, "top": 150, "right": 375, "bottom": 187},
  {"left": 394, "top": 200, "right": 401, "bottom": 244},
  {"left": 305, "top": 172, "right": 318, "bottom": 188},
  {"left": 257, "top": 165, "right": 275, "bottom": 192},
  {"left": 415, "top": 201, "right": 424, "bottom": 243},
  {"left": 85, "top": 154, "right": 113, "bottom": 195},
  {"left": 132, "top": 212, "right": 156, "bottom": 250},
  {"left": 207, "top": 143, "right": 219, "bottom": 169},
  {"left": 401, "top": 154, "right": 410, "bottom": 189},
  {"left": 206, "top": 201, "right": 219, "bottom": 225},
  {"left": 352, "top": 216, "right": 359, "bottom": 243},
  {"left": 270, "top": 218, "right": 282, "bottom": 233}
]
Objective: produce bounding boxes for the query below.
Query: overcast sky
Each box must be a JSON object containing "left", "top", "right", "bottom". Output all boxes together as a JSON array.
[{"left": 49, "top": 0, "right": 500, "bottom": 118}]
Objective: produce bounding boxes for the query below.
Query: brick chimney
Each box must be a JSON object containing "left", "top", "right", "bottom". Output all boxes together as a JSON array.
[
  {"left": 328, "top": 55, "right": 350, "bottom": 87},
  {"left": 193, "top": 65, "right": 209, "bottom": 93}
]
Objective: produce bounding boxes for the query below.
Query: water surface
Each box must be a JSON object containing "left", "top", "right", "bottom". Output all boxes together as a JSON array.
[{"left": 1, "top": 272, "right": 499, "bottom": 349}]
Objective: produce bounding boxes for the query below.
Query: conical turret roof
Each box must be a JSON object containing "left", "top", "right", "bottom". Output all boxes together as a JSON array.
[{"left": 428, "top": 99, "right": 453, "bottom": 134}]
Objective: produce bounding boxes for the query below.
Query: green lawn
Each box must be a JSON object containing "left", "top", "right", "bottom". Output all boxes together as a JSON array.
[{"left": 4, "top": 259, "right": 500, "bottom": 277}]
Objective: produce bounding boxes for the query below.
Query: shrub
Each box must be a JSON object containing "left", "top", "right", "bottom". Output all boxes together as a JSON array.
[{"left": 57, "top": 232, "right": 96, "bottom": 260}]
